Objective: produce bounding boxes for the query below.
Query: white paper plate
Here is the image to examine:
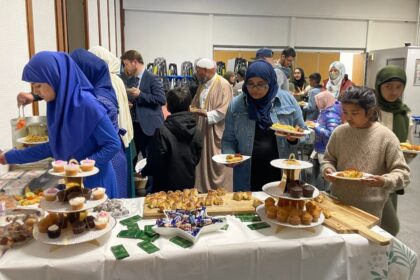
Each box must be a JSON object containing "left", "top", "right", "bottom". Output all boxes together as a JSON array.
[
  {"left": 256, "top": 205, "right": 324, "bottom": 229},
  {"left": 262, "top": 181, "right": 319, "bottom": 200},
  {"left": 212, "top": 154, "right": 251, "bottom": 165},
  {"left": 48, "top": 167, "right": 99, "bottom": 178},
  {"left": 135, "top": 158, "right": 147, "bottom": 173},
  {"left": 16, "top": 137, "right": 48, "bottom": 145},
  {"left": 270, "top": 159, "right": 313, "bottom": 170},
  {"left": 330, "top": 172, "right": 373, "bottom": 181},
  {"left": 401, "top": 149, "right": 420, "bottom": 154},
  {"left": 39, "top": 195, "right": 108, "bottom": 213},
  {"left": 33, "top": 216, "right": 116, "bottom": 245},
  {"left": 270, "top": 126, "right": 311, "bottom": 136},
  {"left": 152, "top": 219, "right": 226, "bottom": 243}
]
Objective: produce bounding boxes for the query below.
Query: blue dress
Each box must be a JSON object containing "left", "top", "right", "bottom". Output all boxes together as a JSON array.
[{"left": 6, "top": 117, "right": 120, "bottom": 198}]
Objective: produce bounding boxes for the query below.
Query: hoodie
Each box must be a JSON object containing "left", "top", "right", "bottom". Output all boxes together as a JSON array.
[{"left": 142, "top": 111, "right": 203, "bottom": 191}]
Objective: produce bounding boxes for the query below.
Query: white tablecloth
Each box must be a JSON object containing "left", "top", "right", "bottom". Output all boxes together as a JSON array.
[{"left": 0, "top": 195, "right": 417, "bottom": 280}]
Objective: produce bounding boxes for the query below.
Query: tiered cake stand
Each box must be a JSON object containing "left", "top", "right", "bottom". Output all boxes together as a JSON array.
[
  {"left": 33, "top": 167, "right": 116, "bottom": 245},
  {"left": 258, "top": 154, "right": 325, "bottom": 229}
]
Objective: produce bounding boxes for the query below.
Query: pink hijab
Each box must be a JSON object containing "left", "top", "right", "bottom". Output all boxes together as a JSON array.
[{"left": 315, "top": 90, "right": 336, "bottom": 110}]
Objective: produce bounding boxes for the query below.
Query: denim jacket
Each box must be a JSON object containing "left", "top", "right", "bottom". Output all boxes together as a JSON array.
[{"left": 222, "top": 89, "right": 306, "bottom": 191}]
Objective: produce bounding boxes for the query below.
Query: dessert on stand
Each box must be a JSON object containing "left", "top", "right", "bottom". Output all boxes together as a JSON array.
[
  {"left": 257, "top": 154, "right": 325, "bottom": 229},
  {"left": 33, "top": 159, "right": 115, "bottom": 246}
]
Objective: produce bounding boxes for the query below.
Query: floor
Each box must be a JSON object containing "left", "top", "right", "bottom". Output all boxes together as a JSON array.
[{"left": 397, "top": 135, "right": 420, "bottom": 279}]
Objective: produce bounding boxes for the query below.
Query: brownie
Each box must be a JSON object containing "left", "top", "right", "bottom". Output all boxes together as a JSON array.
[
  {"left": 71, "top": 221, "right": 85, "bottom": 234},
  {"left": 85, "top": 216, "right": 95, "bottom": 229},
  {"left": 302, "top": 184, "right": 314, "bottom": 198},
  {"left": 289, "top": 186, "right": 303, "bottom": 198}
]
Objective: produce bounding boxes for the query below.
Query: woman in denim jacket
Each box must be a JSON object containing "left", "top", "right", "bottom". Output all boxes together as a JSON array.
[{"left": 222, "top": 60, "right": 305, "bottom": 191}]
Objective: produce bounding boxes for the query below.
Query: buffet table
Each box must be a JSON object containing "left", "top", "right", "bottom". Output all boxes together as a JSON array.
[{"left": 0, "top": 194, "right": 417, "bottom": 280}]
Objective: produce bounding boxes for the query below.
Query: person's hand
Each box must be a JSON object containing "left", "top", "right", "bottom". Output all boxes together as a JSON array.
[
  {"left": 361, "top": 175, "right": 385, "bottom": 188},
  {"left": 17, "top": 92, "right": 34, "bottom": 107},
  {"left": 127, "top": 87, "right": 140, "bottom": 98},
  {"left": 0, "top": 153, "right": 7, "bottom": 165},
  {"left": 128, "top": 102, "right": 133, "bottom": 109},
  {"left": 323, "top": 168, "right": 337, "bottom": 183}
]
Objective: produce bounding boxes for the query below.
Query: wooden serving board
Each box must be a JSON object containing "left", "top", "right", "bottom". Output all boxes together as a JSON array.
[
  {"left": 320, "top": 194, "right": 390, "bottom": 246},
  {"left": 142, "top": 192, "right": 258, "bottom": 219}
]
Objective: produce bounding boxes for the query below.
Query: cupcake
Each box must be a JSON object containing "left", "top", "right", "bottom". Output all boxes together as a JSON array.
[
  {"left": 276, "top": 207, "right": 290, "bottom": 223},
  {"left": 65, "top": 162, "right": 80, "bottom": 176},
  {"left": 266, "top": 205, "right": 277, "bottom": 219},
  {"left": 47, "top": 224, "right": 61, "bottom": 239},
  {"left": 301, "top": 212, "right": 313, "bottom": 225},
  {"left": 80, "top": 159, "right": 95, "bottom": 172},
  {"left": 44, "top": 188, "right": 58, "bottom": 202},
  {"left": 265, "top": 197, "right": 276, "bottom": 207},
  {"left": 94, "top": 211, "right": 109, "bottom": 230},
  {"left": 82, "top": 188, "right": 92, "bottom": 200},
  {"left": 57, "top": 190, "right": 67, "bottom": 202},
  {"left": 72, "top": 221, "right": 85, "bottom": 234},
  {"left": 92, "top": 187, "right": 105, "bottom": 200},
  {"left": 52, "top": 160, "right": 67, "bottom": 173},
  {"left": 67, "top": 191, "right": 83, "bottom": 201},
  {"left": 67, "top": 212, "right": 79, "bottom": 224},
  {"left": 302, "top": 184, "right": 314, "bottom": 198},
  {"left": 69, "top": 197, "right": 85, "bottom": 211},
  {"left": 289, "top": 186, "right": 303, "bottom": 198},
  {"left": 288, "top": 215, "right": 301, "bottom": 225}
]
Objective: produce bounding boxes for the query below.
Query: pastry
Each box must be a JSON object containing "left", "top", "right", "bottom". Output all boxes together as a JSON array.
[
  {"left": 288, "top": 215, "right": 301, "bottom": 225},
  {"left": 266, "top": 205, "right": 277, "bottom": 219},
  {"left": 301, "top": 212, "right": 313, "bottom": 225},
  {"left": 44, "top": 188, "right": 58, "bottom": 202},
  {"left": 47, "top": 224, "right": 61, "bottom": 239},
  {"left": 253, "top": 199, "right": 263, "bottom": 208},
  {"left": 311, "top": 209, "right": 321, "bottom": 222},
  {"left": 80, "top": 158, "right": 95, "bottom": 172},
  {"left": 289, "top": 186, "right": 303, "bottom": 198},
  {"left": 242, "top": 191, "right": 252, "bottom": 200},
  {"left": 276, "top": 207, "right": 290, "bottom": 223},
  {"left": 37, "top": 218, "right": 50, "bottom": 233},
  {"left": 92, "top": 187, "right": 105, "bottom": 200},
  {"left": 336, "top": 168, "right": 363, "bottom": 179},
  {"left": 233, "top": 192, "right": 243, "bottom": 201},
  {"left": 302, "top": 184, "right": 314, "bottom": 197},
  {"left": 94, "top": 211, "right": 109, "bottom": 230},
  {"left": 69, "top": 197, "right": 85, "bottom": 210},
  {"left": 226, "top": 153, "right": 244, "bottom": 163},
  {"left": 265, "top": 197, "right": 276, "bottom": 207},
  {"left": 52, "top": 160, "right": 67, "bottom": 173},
  {"left": 71, "top": 221, "right": 85, "bottom": 234}
]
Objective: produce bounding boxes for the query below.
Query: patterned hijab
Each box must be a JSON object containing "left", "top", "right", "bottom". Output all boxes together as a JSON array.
[
  {"left": 315, "top": 90, "right": 336, "bottom": 110},
  {"left": 243, "top": 59, "right": 278, "bottom": 129},
  {"left": 326, "top": 61, "right": 345, "bottom": 99},
  {"left": 375, "top": 65, "right": 410, "bottom": 142},
  {"left": 70, "top": 48, "right": 118, "bottom": 110},
  {"left": 22, "top": 51, "right": 106, "bottom": 160}
]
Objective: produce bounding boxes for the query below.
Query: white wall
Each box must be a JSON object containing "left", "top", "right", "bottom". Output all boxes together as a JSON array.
[
  {"left": 87, "top": 0, "right": 100, "bottom": 48},
  {"left": 109, "top": 0, "right": 116, "bottom": 54},
  {"left": 0, "top": 0, "right": 30, "bottom": 149},
  {"left": 99, "top": 0, "right": 109, "bottom": 50},
  {"left": 404, "top": 47, "right": 420, "bottom": 115},
  {"left": 123, "top": 0, "right": 419, "bottom": 67}
]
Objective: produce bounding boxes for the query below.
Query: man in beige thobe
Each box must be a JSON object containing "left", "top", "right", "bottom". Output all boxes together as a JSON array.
[{"left": 191, "top": 58, "right": 233, "bottom": 193}]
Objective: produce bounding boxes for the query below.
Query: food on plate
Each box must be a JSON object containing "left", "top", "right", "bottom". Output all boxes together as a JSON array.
[
  {"left": 24, "top": 135, "right": 48, "bottom": 143},
  {"left": 14, "top": 188, "right": 43, "bottom": 206},
  {"left": 52, "top": 160, "right": 67, "bottom": 173},
  {"left": 71, "top": 220, "right": 85, "bottom": 234},
  {"left": 0, "top": 195, "right": 17, "bottom": 209},
  {"left": 80, "top": 158, "right": 95, "bottom": 172},
  {"left": 283, "top": 158, "right": 300, "bottom": 165},
  {"left": 94, "top": 211, "right": 109, "bottom": 230},
  {"left": 47, "top": 224, "right": 61, "bottom": 239},
  {"left": 85, "top": 216, "right": 96, "bottom": 229},
  {"left": 288, "top": 215, "right": 301, "bottom": 225},
  {"left": 69, "top": 197, "right": 85, "bottom": 210},
  {"left": 226, "top": 153, "right": 244, "bottom": 163},
  {"left": 336, "top": 168, "right": 363, "bottom": 179},
  {"left": 304, "top": 120, "right": 316, "bottom": 128},
  {"left": 0, "top": 209, "right": 40, "bottom": 247},
  {"left": 253, "top": 199, "right": 263, "bottom": 208},
  {"left": 94, "top": 199, "right": 129, "bottom": 218},
  {"left": 400, "top": 142, "right": 420, "bottom": 151},
  {"left": 265, "top": 197, "right": 276, "bottom": 207},
  {"left": 289, "top": 186, "right": 303, "bottom": 198},
  {"left": 302, "top": 184, "right": 314, "bottom": 198},
  {"left": 65, "top": 159, "right": 80, "bottom": 176},
  {"left": 216, "top": 187, "right": 226, "bottom": 196},
  {"left": 92, "top": 187, "right": 106, "bottom": 200},
  {"left": 271, "top": 123, "right": 304, "bottom": 133},
  {"left": 232, "top": 191, "right": 252, "bottom": 201},
  {"left": 57, "top": 214, "right": 68, "bottom": 229},
  {"left": 266, "top": 205, "right": 277, "bottom": 219}
]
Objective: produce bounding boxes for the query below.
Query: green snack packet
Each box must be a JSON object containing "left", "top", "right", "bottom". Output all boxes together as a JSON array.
[
  {"left": 119, "top": 215, "right": 142, "bottom": 226},
  {"left": 111, "top": 244, "right": 129, "bottom": 260},
  {"left": 138, "top": 241, "right": 160, "bottom": 254},
  {"left": 127, "top": 223, "right": 140, "bottom": 231},
  {"left": 117, "top": 229, "right": 144, "bottom": 239},
  {"left": 240, "top": 216, "right": 261, "bottom": 222},
  {"left": 247, "top": 222, "right": 271, "bottom": 230},
  {"left": 144, "top": 225, "right": 156, "bottom": 236},
  {"left": 170, "top": 236, "right": 194, "bottom": 248}
]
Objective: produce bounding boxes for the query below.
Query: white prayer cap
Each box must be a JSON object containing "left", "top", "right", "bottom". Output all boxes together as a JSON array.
[{"left": 196, "top": 58, "right": 215, "bottom": 69}]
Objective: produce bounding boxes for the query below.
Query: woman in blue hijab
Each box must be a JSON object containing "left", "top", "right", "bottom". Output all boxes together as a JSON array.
[
  {"left": 222, "top": 59, "right": 305, "bottom": 191},
  {"left": 0, "top": 51, "right": 120, "bottom": 198},
  {"left": 70, "top": 48, "right": 127, "bottom": 198}
]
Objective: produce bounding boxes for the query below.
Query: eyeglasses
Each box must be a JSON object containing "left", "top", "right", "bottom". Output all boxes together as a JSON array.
[{"left": 245, "top": 83, "right": 269, "bottom": 91}]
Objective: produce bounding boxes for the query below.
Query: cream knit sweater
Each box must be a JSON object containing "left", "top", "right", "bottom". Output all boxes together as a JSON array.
[{"left": 321, "top": 122, "right": 410, "bottom": 219}]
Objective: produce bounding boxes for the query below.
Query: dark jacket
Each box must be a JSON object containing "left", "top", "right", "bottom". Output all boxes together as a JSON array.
[
  {"left": 142, "top": 112, "right": 202, "bottom": 191},
  {"left": 129, "top": 70, "right": 166, "bottom": 136}
]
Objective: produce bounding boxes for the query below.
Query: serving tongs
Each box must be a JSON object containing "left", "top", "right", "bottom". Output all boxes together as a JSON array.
[{"left": 15, "top": 105, "right": 26, "bottom": 130}]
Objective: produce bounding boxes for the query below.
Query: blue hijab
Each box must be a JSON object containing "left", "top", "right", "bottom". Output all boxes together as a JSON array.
[
  {"left": 70, "top": 48, "right": 118, "bottom": 110},
  {"left": 242, "top": 59, "right": 279, "bottom": 129},
  {"left": 22, "top": 51, "right": 106, "bottom": 160}
]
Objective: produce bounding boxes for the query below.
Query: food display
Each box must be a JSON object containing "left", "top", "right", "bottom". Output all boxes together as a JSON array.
[
  {"left": 154, "top": 207, "right": 226, "bottom": 242},
  {"left": 232, "top": 191, "right": 252, "bottom": 201},
  {"left": 13, "top": 187, "right": 44, "bottom": 206},
  {"left": 304, "top": 120, "right": 316, "bottom": 129},
  {"left": 0, "top": 209, "right": 42, "bottom": 248},
  {"left": 23, "top": 135, "right": 48, "bottom": 143},
  {"left": 0, "top": 194, "right": 17, "bottom": 209},
  {"left": 335, "top": 169, "right": 363, "bottom": 179},
  {"left": 94, "top": 199, "right": 129, "bottom": 218},
  {"left": 212, "top": 154, "right": 251, "bottom": 165},
  {"left": 49, "top": 159, "right": 99, "bottom": 177},
  {"left": 271, "top": 123, "right": 304, "bottom": 133}
]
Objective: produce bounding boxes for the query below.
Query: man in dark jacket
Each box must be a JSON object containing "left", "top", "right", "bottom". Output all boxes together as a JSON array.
[{"left": 141, "top": 87, "right": 202, "bottom": 192}]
